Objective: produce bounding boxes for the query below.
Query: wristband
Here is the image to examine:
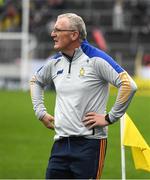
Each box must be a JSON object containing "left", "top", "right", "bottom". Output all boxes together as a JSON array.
[{"left": 105, "top": 114, "right": 113, "bottom": 124}]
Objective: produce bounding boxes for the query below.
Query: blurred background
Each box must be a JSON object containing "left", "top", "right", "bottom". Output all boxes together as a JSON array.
[
  {"left": 0, "top": 0, "right": 150, "bottom": 90},
  {"left": 0, "top": 0, "right": 150, "bottom": 179}
]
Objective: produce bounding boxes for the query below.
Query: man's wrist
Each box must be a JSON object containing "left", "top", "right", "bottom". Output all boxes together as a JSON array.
[
  {"left": 105, "top": 114, "right": 113, "bottom": 124},
  {"left": 39, "top": 112, "right": 47, "bottom": 121}
]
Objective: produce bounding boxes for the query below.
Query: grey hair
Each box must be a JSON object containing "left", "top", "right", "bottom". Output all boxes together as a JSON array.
[{"left": 58, "top": 13, "right": 87, "bottom": 41}]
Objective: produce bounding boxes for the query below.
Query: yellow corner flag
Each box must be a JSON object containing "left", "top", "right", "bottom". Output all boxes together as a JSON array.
[{"left": 123, "top": 113, "right": 150, "bottom": 172}]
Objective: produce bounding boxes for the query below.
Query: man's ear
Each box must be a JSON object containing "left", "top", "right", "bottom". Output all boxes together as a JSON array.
[{"left": 71, "top": 31, "right": 79, "bottom": 41}]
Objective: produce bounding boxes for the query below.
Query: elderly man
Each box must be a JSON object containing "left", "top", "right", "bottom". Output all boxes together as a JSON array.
[{"left": 30, "top": 13, "right": 137, "bottom": 179}]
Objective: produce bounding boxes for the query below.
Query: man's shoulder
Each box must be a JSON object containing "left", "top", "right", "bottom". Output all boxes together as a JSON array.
[
  {"left": 52, "top": 52, "right": 62, "bottom": 60},
  {"left": 46, "top": 52, "right": 63, "bottom": 65},
  {"left": 81, "top": 40, "right": 110, "bottom": 60},
  {"left": 81, "top": 40, "right": 124, "bottom": 73}
]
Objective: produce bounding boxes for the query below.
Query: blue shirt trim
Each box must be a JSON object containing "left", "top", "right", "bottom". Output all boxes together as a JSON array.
[
  {"left": 52, "top": 52, "right": 62, "bottom": 59},
  {"left": 81, "top": 40, "right": 124, "bottom": 73}
]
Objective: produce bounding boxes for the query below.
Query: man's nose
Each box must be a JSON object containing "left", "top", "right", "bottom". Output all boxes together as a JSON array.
[{"left": 51, "top": 31, "right": 56, "bottom": 37}]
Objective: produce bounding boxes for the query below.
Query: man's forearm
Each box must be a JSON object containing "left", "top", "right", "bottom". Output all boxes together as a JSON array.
[
  {"left": 30, "top": 76, "right": 47, "bottom": 120},
  {"left": 109, "top": 72, "right": 137, "bottom": 123}
]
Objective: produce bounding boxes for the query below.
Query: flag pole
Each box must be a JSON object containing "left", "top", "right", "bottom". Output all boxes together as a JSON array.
[{"left": 120, "top": 114, "right": 126, "bottom": 180}]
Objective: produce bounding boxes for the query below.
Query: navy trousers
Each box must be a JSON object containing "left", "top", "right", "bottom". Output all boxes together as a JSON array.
[{"left": 46, "top": 137, "right": 107, "bottom": 179}]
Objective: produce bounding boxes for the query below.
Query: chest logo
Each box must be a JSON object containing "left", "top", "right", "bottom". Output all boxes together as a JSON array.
[
  {"left": 57, "top": 69, "right": 63, "bottom": 75},
  {"left": 79, "top": 67, "right": 85, "bottom": 76}
]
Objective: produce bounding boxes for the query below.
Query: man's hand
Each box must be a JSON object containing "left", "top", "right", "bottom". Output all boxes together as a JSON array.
[
  {"left": 83, "top": 112, "right": 109, "bottom": 129},
  {"left": 41, "top": 113, "right": 54, "bottom": 129}
]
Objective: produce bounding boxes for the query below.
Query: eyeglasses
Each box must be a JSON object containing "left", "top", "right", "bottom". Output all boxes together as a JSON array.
[{"left": 52, "top": 28, "right": 77, "bottom": 33}]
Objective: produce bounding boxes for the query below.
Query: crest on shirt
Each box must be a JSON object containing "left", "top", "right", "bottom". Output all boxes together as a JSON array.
[{"left": 79, "top": 67, "right": 85, "bottom": 76}]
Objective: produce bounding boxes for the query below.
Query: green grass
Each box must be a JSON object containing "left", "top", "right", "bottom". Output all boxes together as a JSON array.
[{"left": 0, "top": 90, "right": 150, "bottom": 179}]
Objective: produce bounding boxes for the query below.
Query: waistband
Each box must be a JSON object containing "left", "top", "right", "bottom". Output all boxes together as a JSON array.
[
  {"left": 57, "top": 136, "right": 107, "bottom": 142},
  {"left": 59, "top": 136, "right": 86, "bottom": 140}
]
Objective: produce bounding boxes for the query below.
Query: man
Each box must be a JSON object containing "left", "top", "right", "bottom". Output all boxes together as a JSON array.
[{"left": 30, "top": 13, "right": 137, "bottom": 179}]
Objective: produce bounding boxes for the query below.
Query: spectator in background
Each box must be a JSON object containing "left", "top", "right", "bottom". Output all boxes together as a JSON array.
[
  {"left": 92, "top": 28, "right": 108, "bottom": 52},
  {"left": 113, "top": 0, "right": 125, "bottom": 31},
  {"left": 0, "top": 1, "right": 21, "bottom": 32}
]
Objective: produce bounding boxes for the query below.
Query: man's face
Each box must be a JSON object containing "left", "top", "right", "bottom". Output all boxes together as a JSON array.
[{"left": 51, "top": 17, "right": 77, "bottom": 52}]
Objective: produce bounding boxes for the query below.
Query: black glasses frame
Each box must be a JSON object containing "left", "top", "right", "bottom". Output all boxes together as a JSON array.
[{"left": 52, "top": 28, "right": 77, "bottom": 33}]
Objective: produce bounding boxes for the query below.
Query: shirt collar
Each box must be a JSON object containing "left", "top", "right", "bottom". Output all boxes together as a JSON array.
[{"left": 61, "top": 46, "right": 83, "bottom": 62}]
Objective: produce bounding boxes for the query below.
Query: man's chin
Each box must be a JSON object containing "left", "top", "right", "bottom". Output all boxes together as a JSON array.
[{"left": 54, "top": 45, "right": 61, "bottom": 51}]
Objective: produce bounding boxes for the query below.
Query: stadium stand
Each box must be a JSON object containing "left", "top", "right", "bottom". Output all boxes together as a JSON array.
[{"left": 0, "top": 0, "right": 150, "bottom": 88}]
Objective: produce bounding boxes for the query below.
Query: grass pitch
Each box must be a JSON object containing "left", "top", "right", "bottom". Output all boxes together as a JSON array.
[{"left": 0, "top": 90, "right": 150, "bottom": 179}]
